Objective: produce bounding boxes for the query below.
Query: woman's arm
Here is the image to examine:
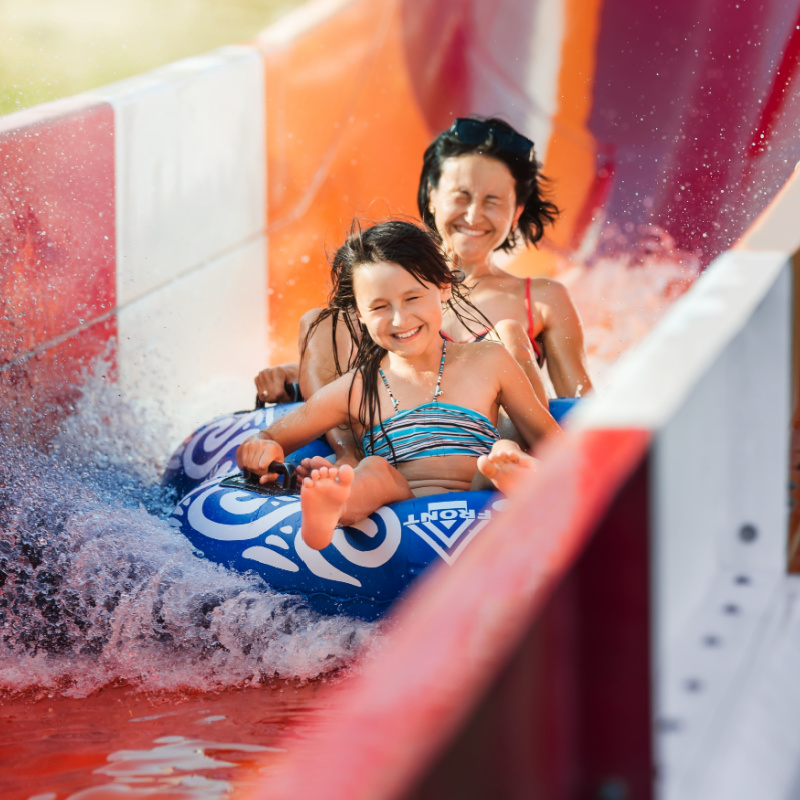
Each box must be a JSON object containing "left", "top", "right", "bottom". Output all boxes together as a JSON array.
[
  {"left": 491, "top": 318, "right": 549, "bottom": 405},
  {"left": 534, "top": 279, "right": 593, "bottom": 398},
  {"left": 255, "top": 362, "right": 300, "bottom": 404},
  {"left": 251, "top": 308, "right": 361, "bottom": 466},
  {"left": 250, "top": 306, "right": 356, "bottom": 403}
]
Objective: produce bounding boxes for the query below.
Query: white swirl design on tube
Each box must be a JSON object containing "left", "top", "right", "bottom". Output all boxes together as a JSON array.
[
  {"left": 186, "top": 485, "right": 301, "bottom": 541},
  {"left": 330, "top": 507, "right": 402, "bottom": 568},
  {"left": 181, "top": 410, "right": 271, "bottom": 481},
  {"left": 219, "top": 491, "right": 277, "bottom": 517},
  {"left": 294, "top": 532, "right": 362, "bottom": 587},
  {"left": 242, "top": 546, "right": 299, "bottom": 572},
  {"left": 197, "top": 415, "right": 240, "bottom": 450}
]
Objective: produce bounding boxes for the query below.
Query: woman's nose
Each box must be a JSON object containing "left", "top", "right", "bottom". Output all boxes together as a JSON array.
[
  {"left": 392, "top": 306, "right": 407, "bottom": 326},
  {"left": 463, "top": 201, "right": 480, "bottom": 224}
]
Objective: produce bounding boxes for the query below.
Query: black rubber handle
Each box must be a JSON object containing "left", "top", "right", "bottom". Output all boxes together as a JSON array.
[{"left": 243, "top": 461, "right": 298, "bottom": 492}]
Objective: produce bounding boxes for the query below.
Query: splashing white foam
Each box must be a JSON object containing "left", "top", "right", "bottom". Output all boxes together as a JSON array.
[
  {"left": 0, "top": 359, "right": 376, "bottom": 698},
  {"left": 561, "top": 230, "right": 700, "bottom": 389}
]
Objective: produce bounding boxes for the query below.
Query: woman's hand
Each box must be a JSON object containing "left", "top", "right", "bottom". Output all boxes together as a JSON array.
[
  {"left": 236, "top": 435, "right": 285, "bottom": 484},
  {"left": 254, "top": 363, "right": 300, "bottom": 404}
]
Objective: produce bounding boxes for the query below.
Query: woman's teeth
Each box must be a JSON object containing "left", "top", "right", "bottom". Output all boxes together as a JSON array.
[{"left": 454, "top": 226, "right": 486, "bottom": 237}]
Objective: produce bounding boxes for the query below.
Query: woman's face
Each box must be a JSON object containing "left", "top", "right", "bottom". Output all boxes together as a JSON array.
[
  {"left": 353, "top": 261, "right": 450, "bottom": 357},
  {"left": 428, "top": 154, "right": 523, "bottom": 267}
]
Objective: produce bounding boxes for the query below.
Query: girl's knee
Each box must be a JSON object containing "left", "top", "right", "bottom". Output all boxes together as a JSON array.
[
  {"left": 358, "top": 456, "right": 410, "bottom": 493},
  {"left": 494, "top": 319, "right": 535, "bottom": 357},
  {"left": 494, "top": 318, "right": 526, "bottom": 339}
]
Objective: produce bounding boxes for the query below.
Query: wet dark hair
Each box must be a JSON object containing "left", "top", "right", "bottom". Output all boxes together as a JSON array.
[
  {"left": 303, "top": 219, "right": 492, "bottom": 462},
  {"left": 417, "top": 116, "right": 559, "bottom": 252}
]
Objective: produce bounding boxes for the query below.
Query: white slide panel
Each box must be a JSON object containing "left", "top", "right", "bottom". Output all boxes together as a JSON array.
[
  {"left": 571, "top": 249, "right": 793, "bottom": 799},
  {"left": 116, "top": 236, "right": 267, "bottom": 437},
  {"left": 653, "top": 263, "right": 791, "bottom": 656},
  {"left": 104, "top": 46, "right": 265, "bottom": 307},
  {"left": 572, "top": 250, "right": 791, "bottom": 431}
]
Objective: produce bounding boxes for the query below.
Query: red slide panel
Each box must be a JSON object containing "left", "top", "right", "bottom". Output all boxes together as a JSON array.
[
  {"left": 245, "top": 428, "right": 651, "bottom": 800},
  {"left": 0, "top": 100, "right": 115, "bottom": 432}
]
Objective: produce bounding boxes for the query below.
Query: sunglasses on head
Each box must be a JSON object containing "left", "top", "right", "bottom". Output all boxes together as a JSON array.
[{"left": 448, "top": 118, "right": 534, "bottom": 157}]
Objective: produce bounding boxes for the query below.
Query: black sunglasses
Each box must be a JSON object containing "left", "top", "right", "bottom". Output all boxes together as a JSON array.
[{"left": 448, "top": 118, "right": 534, "bottom": 157}]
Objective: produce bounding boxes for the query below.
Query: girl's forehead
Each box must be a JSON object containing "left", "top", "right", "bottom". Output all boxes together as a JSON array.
[{"left": 353, "top": 261, "right": 429, "bottom": 293}]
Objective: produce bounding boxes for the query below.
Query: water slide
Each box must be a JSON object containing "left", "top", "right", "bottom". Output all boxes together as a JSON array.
[{"left": 1, "top": 0, "right": 800, "bottom": 797}]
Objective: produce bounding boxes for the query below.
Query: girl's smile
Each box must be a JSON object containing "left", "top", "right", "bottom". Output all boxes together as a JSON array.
[{"left": 392, "top": 326, "right": 422, "bottom": 341}]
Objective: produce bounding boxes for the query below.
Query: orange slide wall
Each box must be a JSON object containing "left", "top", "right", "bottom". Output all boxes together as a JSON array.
[{"left": 259, "top": 0, "right": 608, "bottom": 362}]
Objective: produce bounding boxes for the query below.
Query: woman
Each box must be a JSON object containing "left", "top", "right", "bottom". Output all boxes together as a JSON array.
[
  {"left": 256, "top": 117, "right": 592, "bottom": 414},
  {"left": 420, "top": 117, "right": 592, "bottom": 399}
]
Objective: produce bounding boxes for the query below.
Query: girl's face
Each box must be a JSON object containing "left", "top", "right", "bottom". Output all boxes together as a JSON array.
[
  {"left": 428, "top": 154, "right": 523, "bottom": 267},
  {"left": 353, "top": 261, "right": 451, "bottom": 356}
]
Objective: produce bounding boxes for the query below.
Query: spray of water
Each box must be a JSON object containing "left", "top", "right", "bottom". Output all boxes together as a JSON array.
[
  {"left": 0, "top": 238, "right": 699, "bottom": 699},
  {"left": 564, "top": 224, "right": 701, "bottom": 388},
  {"left": 0, "top": 360, "right": 376, "bottom": 699}
]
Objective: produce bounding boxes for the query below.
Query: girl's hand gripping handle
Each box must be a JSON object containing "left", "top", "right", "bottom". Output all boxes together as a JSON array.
[{"left": 236, "top": 435, "right": 286, "bottom": 484}]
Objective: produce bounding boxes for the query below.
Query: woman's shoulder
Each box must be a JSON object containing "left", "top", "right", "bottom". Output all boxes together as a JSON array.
[
  {"left": 527, "top": 276, "right": 573, "bottom": 305},
  {"left": 482, "top": 269, "right": 528, "bottom": 295},
  {"left": 448, "top": 338, "right": 512, "bottom": 362}
]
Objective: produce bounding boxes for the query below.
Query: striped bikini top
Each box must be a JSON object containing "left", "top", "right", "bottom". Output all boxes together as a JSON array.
[{"left": 362, "top": 341, "right": 501, "bottom": 464}]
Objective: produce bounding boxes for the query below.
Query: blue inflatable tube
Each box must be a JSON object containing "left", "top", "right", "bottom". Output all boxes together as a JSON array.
[
  {"left": 164, "top": 396, "right": 578, "bottom": 619},
  {"left": 169, "top": 473, "right": 501, "bottom": 620}
]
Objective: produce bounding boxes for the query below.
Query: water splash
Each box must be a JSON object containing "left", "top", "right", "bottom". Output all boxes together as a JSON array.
[
  {"left": 0, "top": 361, "right": 376, "bottom": 699},
  {"left": 562, "top": 225, "right": 701, "bottom": 388}
]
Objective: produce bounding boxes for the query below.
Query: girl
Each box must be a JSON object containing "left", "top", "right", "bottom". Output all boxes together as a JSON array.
[{"left": 237, "top": 221, "right": 561, "bottom": 551}]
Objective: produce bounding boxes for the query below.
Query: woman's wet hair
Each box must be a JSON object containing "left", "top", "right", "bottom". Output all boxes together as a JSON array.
[
  {"left": 417, "top": 116, "right": 559, "bottom": 252},
  {"left": 303, "top": 219, "right": 492, "bottom": 462}
]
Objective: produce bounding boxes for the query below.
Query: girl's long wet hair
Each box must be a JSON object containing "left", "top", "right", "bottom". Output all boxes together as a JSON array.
[
  {"left": 418, "top": 116, "right": 559, "bottom": 252},
  {"left": 303, "top": 219, "right": 493, "bottom": 462}
]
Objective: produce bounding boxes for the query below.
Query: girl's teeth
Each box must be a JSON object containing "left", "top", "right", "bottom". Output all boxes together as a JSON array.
[{"left": 395, "top": 328, "right": 419, "bottom": 339}]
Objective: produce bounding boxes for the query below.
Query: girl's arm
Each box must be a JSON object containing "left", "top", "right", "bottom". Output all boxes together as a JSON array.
[
  {"left": 237, "top": 373, "right": 358, "bottom": 482},
  {"left": 490, "top": 344, "right": 561, "bottom": 449}
]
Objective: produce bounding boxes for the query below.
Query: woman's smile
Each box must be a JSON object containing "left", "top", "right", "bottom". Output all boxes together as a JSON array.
[{"left": 452, "top": 223, "right": 490, "bottom": 238}]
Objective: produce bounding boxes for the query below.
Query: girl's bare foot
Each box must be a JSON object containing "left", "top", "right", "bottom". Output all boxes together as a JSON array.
[
  {"left": 300, "top": 465, "right": 355, "bottom": 550},
  {"left": 477, "top": 445, "right": 537, "bottom": 495}
]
